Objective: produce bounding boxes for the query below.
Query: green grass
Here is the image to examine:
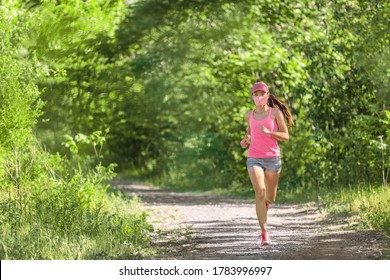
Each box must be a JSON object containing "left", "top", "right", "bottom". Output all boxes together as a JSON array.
[
  {"left": 0, "top": 188, "right": 156, "bottom": 260},
  {"left": 322, "top": 185, "right": 390, "bottom": 234},
  {"left": 0, "top": 145, "right": 156, "bottom": 260}
]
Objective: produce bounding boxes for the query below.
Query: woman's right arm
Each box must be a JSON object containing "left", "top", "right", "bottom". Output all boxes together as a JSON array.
[{"left": 240, "top": 111, "right": 251, "bottom": 148}]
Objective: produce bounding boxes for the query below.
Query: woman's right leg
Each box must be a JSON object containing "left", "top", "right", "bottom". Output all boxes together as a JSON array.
[{"left": 247, "top": 166, "right": 267, "bottom": 232}]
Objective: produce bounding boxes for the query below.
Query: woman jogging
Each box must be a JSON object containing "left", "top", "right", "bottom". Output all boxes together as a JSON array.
[{"left": 240, "top": 81, "right": 293, "bottom": 246}]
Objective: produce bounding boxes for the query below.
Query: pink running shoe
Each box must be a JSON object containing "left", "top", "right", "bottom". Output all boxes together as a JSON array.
[{"left": 260, "top": 232, "right": 271, "bottom": 246}]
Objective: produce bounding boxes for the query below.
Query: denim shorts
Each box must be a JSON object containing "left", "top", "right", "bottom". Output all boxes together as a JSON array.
[{"left": 246, "top": 157, "right": 282, "bottom": 173}]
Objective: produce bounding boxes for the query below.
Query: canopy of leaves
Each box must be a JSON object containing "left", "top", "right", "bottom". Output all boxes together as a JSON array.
[{"left": 14, "top": 0, "right": 389, "bottom": 192}]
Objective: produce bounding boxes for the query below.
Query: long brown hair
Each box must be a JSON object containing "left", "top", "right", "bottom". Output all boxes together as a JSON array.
[{"left": 268, "top": 94, "right": 294, "bottom": 129}]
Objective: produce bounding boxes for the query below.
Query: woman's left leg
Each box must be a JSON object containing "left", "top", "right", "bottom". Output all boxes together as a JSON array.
[{"left": 264, "top": 171, "right": 280, "bottom": 203}]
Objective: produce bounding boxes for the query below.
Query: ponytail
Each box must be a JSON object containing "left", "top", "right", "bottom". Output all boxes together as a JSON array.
[{"left": 268, "top": 94, "right": 294, "bottom": 129}]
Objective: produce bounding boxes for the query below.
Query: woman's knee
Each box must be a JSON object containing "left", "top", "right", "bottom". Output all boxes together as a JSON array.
[{"left": 255, "top": 188, "right": 266, "bottom": 199}]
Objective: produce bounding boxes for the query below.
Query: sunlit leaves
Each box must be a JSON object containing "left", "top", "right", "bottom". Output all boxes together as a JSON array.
[{"left": 17, "top": 0, "right": 389, "bottom": 192}]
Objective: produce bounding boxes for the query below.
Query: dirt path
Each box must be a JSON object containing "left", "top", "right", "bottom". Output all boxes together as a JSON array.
[{"left": 117, "top": 184, "right": 390, "bottom": 260}]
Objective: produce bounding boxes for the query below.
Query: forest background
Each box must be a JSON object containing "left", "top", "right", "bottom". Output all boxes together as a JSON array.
[{"left": 0, "top": 0, "right": 389, "bottom": 259}]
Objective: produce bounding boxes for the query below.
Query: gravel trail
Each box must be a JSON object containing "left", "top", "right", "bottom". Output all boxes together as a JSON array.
[{"left": 117, "top": 184, "right": 389, "bottom": 260}]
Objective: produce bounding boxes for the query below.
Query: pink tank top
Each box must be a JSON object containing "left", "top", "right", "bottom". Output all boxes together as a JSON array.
[{"left": 247, "top": 108, "right": 280, "bottom": 158}]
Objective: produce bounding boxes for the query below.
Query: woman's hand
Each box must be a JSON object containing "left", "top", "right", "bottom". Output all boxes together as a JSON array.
[
  {"left": 259, "top": 125, "right": 270, "bottom": 134},
  {"left": 259, "top": 125, "right": 289, "bottom": 141},
  {"left": 240, "top": 135, "right": 250, "bottom": 148}
]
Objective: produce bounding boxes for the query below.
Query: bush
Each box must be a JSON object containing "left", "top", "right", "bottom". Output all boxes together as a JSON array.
[
  {"left": 0, "top": 5, "right": 154, "bottom": 259},
  {"left": 0, "top": 141, "right": 154, "bottom": 259},
  {"left": 359, "top": 188, "right": 390, "bottom": 235}
]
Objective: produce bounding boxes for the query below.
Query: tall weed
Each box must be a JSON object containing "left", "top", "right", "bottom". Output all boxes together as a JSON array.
[
  {"left": 359, "top": 187, "right": 390, "bottom": 234},
  {"left": 323, "top": 185, "right": 390, "bottom": 234},
  {"left": 0, "top": 137, "right": 154, "bottom": 259}
]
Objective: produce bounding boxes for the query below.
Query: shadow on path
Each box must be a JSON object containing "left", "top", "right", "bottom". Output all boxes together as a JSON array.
[{"left": 117, "top": 184, "right": 389, "bottom": 260}]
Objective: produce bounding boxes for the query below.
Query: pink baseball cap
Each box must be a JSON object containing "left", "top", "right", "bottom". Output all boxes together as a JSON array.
[{"left": 251, "top": 82, "right": 269, "bottom": 93}]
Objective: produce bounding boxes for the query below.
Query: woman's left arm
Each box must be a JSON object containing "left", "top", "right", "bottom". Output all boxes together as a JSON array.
[{"left": 259, "top": 109, "right": 289, "bottom": 141}]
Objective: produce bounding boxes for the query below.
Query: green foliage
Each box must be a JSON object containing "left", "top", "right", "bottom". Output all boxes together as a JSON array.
[
  {"left": 0, "top": 4, "right": 43, "bottom": 149},
  {"left": 283, "top": 0, "right": 390, "bottom": 193},
  {"left": 27, "top": 0, "right": 389, "bottom": 195},
  {"left": 1, "top": 0, "right": 389, "bottom": 256},
  {"left": 359, "top": 188, "right": 390, "bottom": 234},
  {"left": 63, "top": 129, "right": 112, "bottom": 168},
  {"left": 0, "top": 1, "right": 154, "bottom": 259},
  {"left": 324, "top": 185, "right": 390, "bottom": 235},
  {"left": 110, "top": 0, "right": 316, "bottom": 187},
  {"left": 0, "top": 140, "right": 153, "bottom": 259},
  {"left": 28, "top": 0, "right": 125, "bottom": 155}
]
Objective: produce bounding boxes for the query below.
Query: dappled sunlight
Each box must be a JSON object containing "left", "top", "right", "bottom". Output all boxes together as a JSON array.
[{"left": 122, "top": 184, "right": 388, "bottom": 260}]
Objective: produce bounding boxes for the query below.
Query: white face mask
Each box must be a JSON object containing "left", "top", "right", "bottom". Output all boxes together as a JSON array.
[{"left": 252, "top": 95, "right": 269, "bottom": 106}]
